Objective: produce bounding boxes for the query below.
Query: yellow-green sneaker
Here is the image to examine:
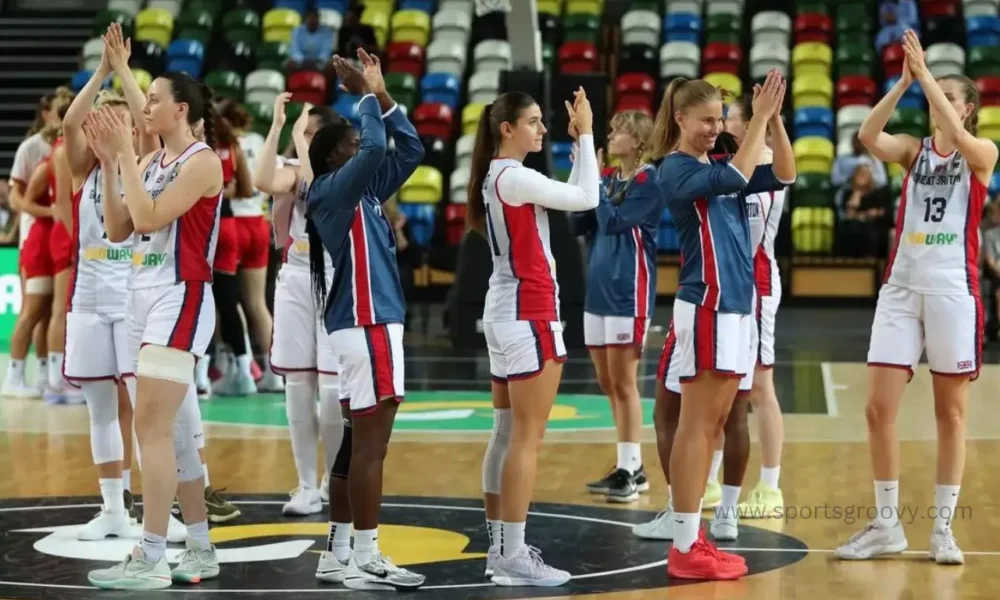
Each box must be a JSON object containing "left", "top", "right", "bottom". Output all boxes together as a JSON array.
[
  {"left": 702, "top": 479, "right": 722, "bottom": 509},
  {"left": 205, "top": 486, "right": 241, "bottom": 523},
  {"left": 737, "top": 481, "right": 784, "bottom": 519}
]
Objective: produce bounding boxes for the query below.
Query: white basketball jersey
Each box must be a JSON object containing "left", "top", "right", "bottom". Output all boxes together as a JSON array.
[
  {"left": 131, "top": 142, "right": 221, "bottom": 289},
  {"left": 754, "top": 189, "right": 785, "bottom": 298},
  {"left": 230, "top": 132, "right": 266, "bottom": 217},
  {"left": 482, "top": 158, "right": 560, "bottom": 323},
  {"left": 886, "top": 137, "right": 987, "bottom": 295},
  {"left": 746, "top": 192, "right": 767, "bottom": 251},
  {"left": 68, "top": 164, "right": 133, "bottom": 314},
  {"left": 280, "top": 158, "right": 334, "bottom": 271}
]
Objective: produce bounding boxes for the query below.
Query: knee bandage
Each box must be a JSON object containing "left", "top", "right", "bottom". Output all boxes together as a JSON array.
[
  {"left": 482, "top": 408, "right": 512, "bottom": 495},
  {"left": 180, "top": 384, "right": 205, "bottom": 450},
  {"left": 136, "top": 345, "right": 195, "bottom": 384},
  {"left": 173, "top": 384, "right": 204, "bottom": 481},
  {"left": 24, "top": 276, "right": 53, "bottom": 295},
  {"left": 81, "top": 380, "right": 123, "bottom": 465},
  {"left": 330, "top": 421, "right": 352, "bottom": 480}
]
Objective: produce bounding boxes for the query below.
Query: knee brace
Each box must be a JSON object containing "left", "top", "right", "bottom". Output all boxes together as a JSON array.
[
  {"left": 174, "top": 385, "right": 204, "bottom": 481},
  {"left": 330, "top": 421, "right": 352, "bottom": 480},
  {"left": 24, "top": 276, "right": 53, "bottom": 295},
  {"left": 136, "top": 344, "right": 195, "bottom": 384},
  {"left": 81, "top": 379, "right": 123, "bottom": 465},
  {"left": 482, "top": 408, "right": 512, "bottom": 495},
  {"left": 319, "top": 373, "right": 345, "bottom": 470}
]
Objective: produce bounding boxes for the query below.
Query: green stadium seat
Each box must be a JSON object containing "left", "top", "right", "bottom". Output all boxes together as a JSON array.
[
  {"left": 886, "top": 108, "right": 929, "bottom": 138},
  {"left": 968, "top": 46, "right": 1000, "bottom": 79},
  {"left": 706, "top": 14, "right": 741, "bottom": 45},
  {"left": 564, "top": 13, "right": 600, "bottom": 44},
  {"left": 93, "top": 8, "right": 134, "bottom": 38},
  {"left": 543, "top": 42, "right": 554, "bottom": 68},
  {"left": 258, "top": 41, "right": 289, "bottom": 71},
  {"left": 792, "top": 207, "right": 835, "bottom": 253},
  {"left": 835, "top": 4, "right": 872, "bottom": 39},
  {"left": 186, "top": 0, "right": 222, "bottom": 19},
  {"left": 205, "top": 70, "right": 242, "bottom": 100},
  {"left": 176, "top": 8, "right": 214, "bottom": 44},
  {"left": 797, "top": 0, "right": 827, "bottom": 15},
  {"left": 246, "top": 102, "right": 274, "bottom": 137},
  {"left": 835, "top": 42, "right": 874, "bottom": 78},
  {"left": 385, "top": 72, "right": 417, "bottom": 112},
  {"left": 793, "top": 173, "right": 833, "bottom": 208},
  {"left": 223, "top": 8, "right": 261, "bottom": 46},
  {"left": 632, "top": 0, "right": 659, "bottom": 12}
]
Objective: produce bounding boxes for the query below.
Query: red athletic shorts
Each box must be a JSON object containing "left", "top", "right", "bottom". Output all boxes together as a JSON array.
[
  {"left": 20, "top": 219, "right": 53, "bottom": 280},
  {"left": 49, "top": 221, "right": 72, "bottom": 273},
  {"left": 213, "top": 216, "right": 239, "bottom": 274},
  {"left": 235, "top": 215, "right": 270, "bottom": 269}
]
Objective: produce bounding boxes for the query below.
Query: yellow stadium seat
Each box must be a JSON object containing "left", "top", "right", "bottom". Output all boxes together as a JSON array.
[
  {"left": 365, "top": 0, "right": 395, "bottom": 12},
  {"left": 113, "top": 68, "right": 153, "bottom": 93},
  {"left": 792, "top": 73, "right": 833, "bottom": 108},
  {"left": 391, "top": 9, "right": 431, "bottom": 47},
  {"left": 791, "top": 207, "right": 835, "bottom": 253},
  {"left": 704, "top": 72, "right": 742, "bottom": 98},
  {"left": 400, "top": 166, "right": 444, "bottom": 204},
  {"left": 567, "top": 0, "right": 601, "bottom": 16},
  {"left": 135, "top": 7, "right": 174, "bottom": 48},
  {"left": 791, "top": 42, "right": 832, "bottom": 77},
  {"left": 262, "top": 8, "right": 301, "bottom": 43},
  {"left": 794, "top": 137, "right": 835, "bottom": 173},
  {"left": 463, "top": 102, "right": 487, "bottom": 136},
  {"left": 538, "top": 0, "right": 562, "bottom": 16},
  {"left": 362, "top": 8, "right": 391, "bottom": 48},
  {"left": 887, "top": 161, "right": 904, "bottom": 180},
  {"left": 980, "top": 106, "right": 1000, "bottom": 141}
]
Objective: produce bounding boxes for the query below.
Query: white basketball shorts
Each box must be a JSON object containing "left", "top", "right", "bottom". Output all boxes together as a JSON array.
[
  {"left": 658, "top": 298, "right": 756, "bottom": 394},
  {"left": 485, "top": 320, "right": 567, "bottom": 382},
  {"left": 64, "top": 311, "right": 131, "bottom": 382},
  {"left": 270, "top": 266, "right": 340, "bottom": 375},
  {"left": 125, "top": 282, "right": 216, "bottom": 375},
  {"left": 330, "top": 322, "right": 404, "bottom": 415},
  {"left": 583, "top": 312, "right": 649, "bottom": 351},
  {"left": 868, "top": 284, "right": 983, "bottom": 379},
  {"left": 756, "top": 293, "right": 780, "bottom": 369}
]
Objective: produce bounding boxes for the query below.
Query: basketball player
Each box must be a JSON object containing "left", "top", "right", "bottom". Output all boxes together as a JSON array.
[
  {"left": 569, "top": 110, "right": 659, "bottom": 504},
  {"left": 306, "top": 50, "right": 424, "bottom": 591},
  {"left": 646, "top": 71, "right": 792, "bottom": 580},
  {"left": 469, "top": 88, "right": 599, "bottom": 587},
  {"left": 254, "top": 93, "right": 344, "bottom": 518},
  {"left": 83, "top": 30, "right": 222, "bottom": 587},
  {"left": 835, "top": 30, "right": 997, "bottom": 564}
]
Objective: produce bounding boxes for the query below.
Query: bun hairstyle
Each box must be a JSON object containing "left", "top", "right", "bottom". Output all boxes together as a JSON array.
[
  {"left": 647, "top": 78, "right": 724, "bottom": 161},
  {"left": 216, "top": 98, "right": 252, "bottom": 132},
  {"left": 160, "top": 71, "right": 217, "bottom": 148}
]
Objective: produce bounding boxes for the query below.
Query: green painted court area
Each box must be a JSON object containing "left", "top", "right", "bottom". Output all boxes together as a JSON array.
[{"left": 200, "top": 390, "right": 656, "bottom": 432}]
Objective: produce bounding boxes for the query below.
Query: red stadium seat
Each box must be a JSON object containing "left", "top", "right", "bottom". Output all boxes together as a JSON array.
[
  {"left": 287, "top": 70, "right": 327, "bottom": 105},
  {"left": 836, "top": 75, "right": 877, "bottom": 109},
  {"left": 702, "top": 42, "right": 742, "bottom": 76},
  {"left": 615, "top": 96, "right": 653, "bottom": 115},
  {"left": 558, "top": 41, "right": 598, "bottom": 73},
  {"left": 413, "top": 102, "right": 453, "bottom": 139},
  {"left": 616, "top": 73, "right": 655, "bottom": 107},
  {"left": 920, "top": 0, "right": 958, "bottom": 19},
  {"left": 977, "top": 76, "right": 1000, "bottom": 106},
  {"left": 387, "top": 41, "right": 426, "bottom": 78},
  {"left": 882, "top": 43, "right": 905, "bottom": 78},
  {"left": 794, "top": 13, "right": 832, "bottom": 45},
  {"left": 444, "top": 203, "right": 466, "bottom": 246}
]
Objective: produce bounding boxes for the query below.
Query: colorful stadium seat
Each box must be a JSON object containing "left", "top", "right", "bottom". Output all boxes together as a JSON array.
[
  {"left": 978, "top": 107, "right": 1000, "bottom": 141},
  {"left": 883, "top": 75, "right": 926, "bottom": 109},
  {"left": 661, "top": 41, "right": 700, "bottom": 79},
  {"left": 967, "top": 15, "right": 1000, "bottom": 48},
  {"left": 244, "top": 69, "right": 285, "bottom": 105},
  {"left": 450, "top": 165, "right": 470, "bottom": 204},
  {"left": 706, "top": 0, "right": 741, "bottom": 17},
  {"left": 622, "top": 44, "right": 658, "bottom": 77},
  {"left": 792, "top": 207, "right": 835, "bottom": 253},
  {"left": 444, "top": 203, "right": 467, "bottom": 245},
  {"left": 622, "top": 10, "right": 661, "bottom": 48},
  {"left": 113, "top": 67, "right": 152, "bottom": 93},
  {"left": 135, "top": 7, "right": 174, "bottom": 48},
  {"left": 551, "top": 141, "right": 574, "bottom": 179},
  {"left": 537, "top": 0, "right": 561, "bottom": 16},
  {"left": 567, "top": 0, "right": 601, "bottom": 16},
  {"left": 401, "top": 166, "right": 444, "bottom": 204},
  {"left": 664, "top": 13, "right": 701, "bottom": 44},
  {"left": 205, "top": 70, "right": 242, "bottom": 100},
  {"left": 559, "top": 41, "right": 598, "bottom": 73},
  {"left": 427, "top": 39, "right": 466, "bottom": 77},
  {"left": 392, "top": 9, "right": 432, "bottom": 46},
  {"left": 705, "top": 13, "right": 740, "bottom": 44},
  {"left": 565, "top": 13, "right": 600, "bottom": 44},
  {"left": 462, "top": 102, "right": 486, "bottom": 136},
  {"left": 835, "top": 42, "right": 874, "bottom": 77},
  {"left": 794, "top": 137, "right": 834, "bottom": 173},
  {"left": 793, "top": 173, "right": 833, "bottom": 207},
  {"left": 977, "top": 76, "right": 1000, "bottom": 106},
  {"left": 793, "top": 12, "right": 832, "bottom": 45},
  {"left": 421, "top": 73, "right": 461, "bottom": 110},
  {"left": 397, "top": 203, "right": 436, "bottom": 246},
  {"left": 666, "top": 0, "right": 701, "bottom": 16},
  {"left": 186, "top": 0, "right": 221, "bottom": 16},
  {"left": 399, "top": 0, "right": 434, "bottom": 10},
  {"left": 474, "top": 40, "right": 512, "bottom": 72},
  {"left": 262, "top": 8, "right": 300, "bottom": 43},
  {"left": 968, "top": 46, "right": 1000, "bottom": 79},
  {"left": 616, "top": 73, "right": 655, "bottom": 111},
  {"left": 176, "top": 7, "right": 214, "bottom": 44},
  {"left": 702, "top": 42, "right": 742, "bottom": 76},
  {"left": 750, "top": 41, "right": 790, "bottom": 79},
  {"left": 468, "top": 70, "right": 500, "bottom": 104},
  {"left": 751, "top": 11, "right": 792, "bottom": 46},
  {"left": 132, "top": 40, "right": 165, "bottom": 76},
  {"left": 881, "top": 43, "right": 904, "bottom": 79},
  {"left": 316, "top": 0, "right": 350, "bottom": 10},
  {"left": 385, "top": 72, "right": 417, "bottom": 111},
  {"left": 275, "top": 0, "right": 308, "bottom": 12},
  {"left": 83, "top": 38, "right": 104, "bottom": 72},
  {"left": 414, "top": 102, "right": 454, "bottom": 139},
  {"left": 148, "top": 0, "right": 182, "bottom": 18},
  {"left": 387, "top": 41, "right": 426, "bottom": 78},
  {"left": 836, "top": 75, "right": 876, "bottom": 109},
  {"left": 836, "top": 105, "right": 872, "bottom": 140},
  {"left": 223, "top": 8, "right": 261, "bottom": 46},
  {"left": 792, "top": 42, "right": 832, "bottom": 77},
  {"left": 703, "top": 72, "right": 741, "bottom": 97},
  {"left": 361, "top": 6, "right": 390, "bottom": 47},
  {"left": 886, "top": 108, "right": 929, "bottom": 138},
  {"left": 796, "top": 0, "right": 826, "bottom": 14},
  {"left": 287, "top": 70, "right": 327, "bottom": 104},
  {"left": 421, "top": 135, "right": 450, "bottom": 175},
  {"left": 166, "top": 39, "right": 205, "bottom": 78},
  {"left": 966, "top": 0, "right": 1000, "bottom": 17},
  {"left": 109, "top": 0, "right": 143, "bottom": 15},
  {"left": 94, "top": 8, "right": 135, "bottom": 38},
  {"left": 257, "top": 42, "right": 289, "bottom": 71},
  {"left": 794, "top": 107, "right": 834, "bottom": 139},
  {"left": 71, "top": 70, "right": 97, "bottom": 93},
  {"left": 455, "top": 133, "right": 474, "bottom": 168},
  {"left": 926, "top": 43, "right": 966, "bottom": 78},
  {"left": 331, "top": 93, "right": 361, "bottom": 125},
  {"left": 432, "top": 9, "right": 471, "bottom": 45},
  {"left": 835, "top": 3, "right": 872, "bottom": 41},
  {"left": 793, "top": 74, "right": 833, "bottom": 108}
]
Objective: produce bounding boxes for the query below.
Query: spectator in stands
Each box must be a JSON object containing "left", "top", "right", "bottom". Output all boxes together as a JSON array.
[
  {"left": 287, "top": 8, "right": 335, "bottom": 73},
  {"left": 831, "top": 133, "right": 888, "bottom": 190},
  {"left": 876, "top": 0, "right": 919, "bottom": 54},
  {"left": 835, "top": 164, "right": 891, "bottom": 258},
  {"left": 981, "top": 202, "right": 1000, "bottom": 340},
  {"left": 337, "top": 4, "right": 378, "bottom": 59}
]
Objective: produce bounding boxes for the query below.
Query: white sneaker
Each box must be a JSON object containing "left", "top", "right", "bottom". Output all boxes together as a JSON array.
[
  {"left": 171, "top": 539, "right": 220, "bottom": 583},
  {"left": 77, "top": 508, "right": 132, "bottom": 541},
  {"left": 835, "top": 519, "right": 908, "bottom": 560},
  {"left": 632, "top": 507, "right": 675, "bottom": 540},
  {"left": 167, "top": 513, "right": 188, "bottom": 544},
  {"left": 283, "top": 487, "right": 322, "bottom": 516},
  {"left": 315, "top": 551, "right": 350, "bottom": 583},
  {"left": 3, "top": 377, "right": 39, "bottom": 398},
  {"left": 320, "top": 474, "right": 330, "bottom": 502},
  {"left": 491, "top": 545, "right": 571, "bottom": 587},
  {"left": 64, "top": 386, "right": 85, "bottom": 404},
  {"left": 88, "top": 546, "right": 173, "bottom": 590},
  {"left": 710, "top": 514, "right": 738, "bottom": 541},
  {"left": 213, "top": 370, "right": 257, "bottom": 396},
  {"left": 929, "top": 528, "right": 964, "bottom": 565},
  {"left": 343, "top": 553, "right": 425, "bottom": 591},
  {"left": 485, "top": 546, "right": 500, "bottom": 577},
  {"left": 257, "top": 370, "right": 285, "bottom": 393}
]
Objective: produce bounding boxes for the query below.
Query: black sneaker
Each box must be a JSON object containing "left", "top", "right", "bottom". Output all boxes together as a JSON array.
[
  {"left": 586, "top": 468, "right": 617, "bottom": 494},
  {"left": 605, "top": 468, "right": 639, "bottom": 503},
  {"left": 633, "top": 465, "right": 650, "bottom": 493},
  {"left": 123, "top": 490, "right": 141, "bottom": 524}
]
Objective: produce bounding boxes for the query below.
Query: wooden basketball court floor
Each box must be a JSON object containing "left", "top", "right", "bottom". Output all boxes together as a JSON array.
[{"left": 1, "top": 307, "right": 998, "bottom": 599}]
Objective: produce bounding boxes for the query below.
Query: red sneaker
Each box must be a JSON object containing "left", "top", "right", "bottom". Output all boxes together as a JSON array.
[
  {"left": 250, "top": 359, "right": 262, "bottom": 382},
  {"left": 700, "top": 528, "right": 746, "bottom": 567},
  {"left": 667, "top": 536, "right": 748, "bottom": 580}
]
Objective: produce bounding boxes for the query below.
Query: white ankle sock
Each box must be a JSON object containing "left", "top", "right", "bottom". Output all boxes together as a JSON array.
[
  {"left": 719, "top": 485, "right": 741, "bottom": 518},
  {"left": 122, "top": 469, "right": 131, "bottom": 492},
  {"left": 874, "top": 480, "right": 899, "bottom": 527},
  {"left": 353, "top": 528, "right": 379, "bottom": 565},
  {"left": 673, "top": 512, "right": 701, "bottom": 552},
  {"left": 708, "top": 451, "right": 723, "bottom": 482},
  {"left": 616, "top": 442, "right": 642, "bottom": 472},
  {"left": 326, "top": 521, "right": 352, "bottom": 561},
  {"left": 8, "top": 358, "right": 24, "bottom": 381},
  {"left": 140, "top": 531, "right": 167, "bottom": 563},
  {"left": 934, "top": 484, "right": 960, "bottom": 530},
  {"left": 99, "top": 478, "right": 125, "bottom": 514},
  {"left": 501, "top": 521, "right": 526, "bottom": 559},
  {"left": 487, "top": 519, "right": 501, "bottom": 548},
  {"left": 667, "top": 484, "right": 673, "bottom": 511},
  {"left": 760, "top": 466, "right": 780, "bottom": 489},
  {"left": 48, "top": 352, "right": 64, "bottom": 389},
  {"left": 186, "top": 520, "right": 210, "bottom": 548}
]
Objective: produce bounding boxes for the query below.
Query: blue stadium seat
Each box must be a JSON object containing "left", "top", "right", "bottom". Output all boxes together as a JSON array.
[
  {"left": 398, "top": 203, "right": 436, "bottom": 247},
  {"left": 967, "top": 16, "right": 1000, "bottom": 48},
  {"left": 333, "top": 93, "right": 362, "bottom": 125},
  {"left": 884, "top": 76, "right": 925, "bottom": 110},
  {"left": 664, "top": 13, "right": 701, "bottom": 44},
  {"left": 991, "top": 171, "right": 1000, "bottom": 197},
  {"left": 316, "top": 0, "right": 349, "bottom": 12},
  {"left": 275, "top": 0, "right": 308, "bottom": 14},
  {"left": 71, "top": 70, "right": 94, "bottom": 92},
  {"left": 166, "top": 39, "right": 205, "bottom": 79},
  {"left": 400, "top": 0, "right": 436, "bottom": 12},
  {"left": 658, "top": 208, "right": 679, "bottom": 252},
  {"left": 794, "top": 107, "right": 834, "bottom": 140},
  {"left": 420, "top": 73, "right": 460, "bottom": 110},
  {"left": 551, "top": 141, "right": 574, "bottom": 173}
]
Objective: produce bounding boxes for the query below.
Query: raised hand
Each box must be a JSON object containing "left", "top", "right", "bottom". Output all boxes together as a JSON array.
[
  {"left": 332, "top": 55, "right": 371, "bottom": 95},
  {"left": 752, "top": 70, "right": 783, "bottom": 120},
  {"left": 357, "top": 48, "right": 386, "bottom": 95},
  {"left": 573, "top": 87, "right": 593, "bottom": 135},
  {"left": 565, "top": 99, "right": 579, "bottom": 140},
  {"left": 103, "top": 22, "right": 131, "bottom": 74},
  {"left": 901, "top": 29, "right": 929, "bottom": 81},
  {"left": 82, "top": 115, "right": 114, "bottom": 165},
  {"left": 272, "top": 92, "right": 292, "bottom": 130},
  {"left": 292, "top": 102, "right": 313, "bottom": 137}
]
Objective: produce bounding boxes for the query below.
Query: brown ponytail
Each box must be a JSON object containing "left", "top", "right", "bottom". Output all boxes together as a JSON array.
[
  {"left": 647, "top": 78, "right": 722, "bottom": 161},
  {"left": 939, "top": 74, "right": 980, "bottom": 136}
]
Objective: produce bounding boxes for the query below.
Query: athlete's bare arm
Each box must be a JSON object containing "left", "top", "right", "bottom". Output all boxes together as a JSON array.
[
  {"left": 122, "top": 151, "right": 221, "bottom": 234},
  {"left": 62, "top": 35, "right": 110, "bottom": 177},
  {"left": 51, "top": 145, "right": 73, "bottom": 229},
  {"left": 291, "top": 106, "right": 313, "bottom": 187},
  {"left": 21, "top": 162, "right": 53, "bottom": 219},
  {"left": 254, "top": 93, "right": 300, "bottom": 195},
  {"left": 105, "top": 23, "right": 158, "bottom": 157},
  {"left": 857, "top": 56, "right": 921, "bottom": 168}
]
